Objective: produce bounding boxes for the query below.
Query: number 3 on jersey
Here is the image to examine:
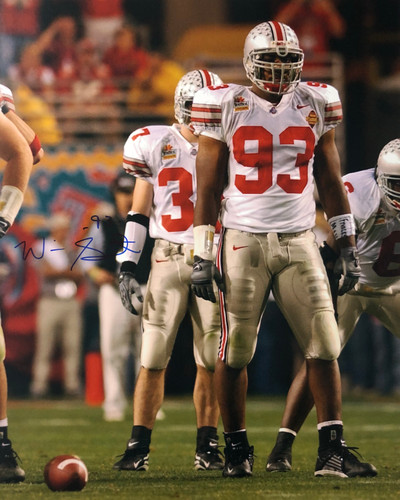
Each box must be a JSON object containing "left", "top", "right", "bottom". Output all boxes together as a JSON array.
[
  {"left": 158, "top": 167, "right": 193, "bottom": 232},
  {"left": 232, "top": 125, "right": 315, "bottom": 194}
]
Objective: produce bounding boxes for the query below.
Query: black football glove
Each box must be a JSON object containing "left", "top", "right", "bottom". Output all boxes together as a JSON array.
[
  {"left": 333, "top": 246, "right": 361, "bottom": 295},
  {"left": 118, "top": 262, "right": 143, "bottom": 315},
  {"left": 0, "top": 217, "right": 10, "bottom": 239},
  {"left": 191, "top": 255, "right": 224, "bottom": 303}
]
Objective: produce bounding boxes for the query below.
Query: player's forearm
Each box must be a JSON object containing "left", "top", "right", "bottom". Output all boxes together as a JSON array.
[{"left": 193, "top": 194, "right": 220, "bottom": 227}]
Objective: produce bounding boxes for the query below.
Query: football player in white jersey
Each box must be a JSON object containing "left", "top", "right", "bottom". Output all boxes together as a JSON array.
[
  {"left": 0, "top": 83, "right": 42, "bottom": 483},
  {"left": 267, "top": 138, "right": 400, "bottom": 473},
  {"left": 0, "top": 111, "right": 34, "bottom": 483},
  {"left": 113, "top": 70, "right": 224, "bottom": 472},
  {"left": 190, "top": 21, "right": 376, "bottom": 478}
]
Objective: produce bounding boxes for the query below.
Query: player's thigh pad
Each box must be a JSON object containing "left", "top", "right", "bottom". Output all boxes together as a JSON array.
[
  {"left": 191, "top": 294, "right": 221, "bottom": 371},
  {"left": 141, "top": 248, "right": 190, "bottom": 369},
  {"left": 219, "top": 229, "right": 270, "bottom": 369},
  {"left": 273, "top": 231, "right": 340, "bottom": 360}
]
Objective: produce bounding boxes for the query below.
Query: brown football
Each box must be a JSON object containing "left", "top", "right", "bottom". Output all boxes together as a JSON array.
[{"left": 44, "top": 455, "right": 88, "bottom": 491}]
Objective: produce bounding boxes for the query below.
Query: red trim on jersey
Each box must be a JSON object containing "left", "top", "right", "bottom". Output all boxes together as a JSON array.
[
  {"left": 191, "top": 105, "right": 221, "bottom": 114},
  {"left": 325, "top": 116, "right": 343, "bottom": 123},
  {"left": 123, "top": 158, "right": 151, "bottom": 177},
  {"left": 191, "top": 117, "right": 221, "bottom": 125},
  {"left": 325, "top": 103, "right": 342, "bottom": 112}
]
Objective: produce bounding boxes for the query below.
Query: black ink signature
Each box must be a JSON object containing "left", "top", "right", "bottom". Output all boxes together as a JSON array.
[{"left": 13, "top": 215, "right": 142, "bottom": 270}]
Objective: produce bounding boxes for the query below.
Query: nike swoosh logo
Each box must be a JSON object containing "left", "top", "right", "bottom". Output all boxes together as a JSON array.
[
  {"left": 297, "top": 104, "right": 309, "bottom": 109},
  {"left": 233, "top": 245, "right": 248, "bottom": 251},
  {"left": 128, "top": 441, "right": 140, "bottom": 448},
  {"left": 155, "top": 259, "right": 169, "bottom": 263},
  {"left": 133, "top": 460, "right": 144, "bottom": 469},
  {"left": 202, "top": 460, "right": 210, "bottom": 468}
]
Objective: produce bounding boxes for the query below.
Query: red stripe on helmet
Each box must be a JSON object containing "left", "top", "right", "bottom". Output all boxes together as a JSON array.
[
  {"left": 269, "top": 21, "right": 285, "bottom": 41},
  {"left": 199, "top": 69, "right": 212, "bottom": 86}
]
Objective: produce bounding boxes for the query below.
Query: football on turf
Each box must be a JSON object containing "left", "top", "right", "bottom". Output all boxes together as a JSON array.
[{"left": 44, "top": 455, "right": 88, "bottom": 491}]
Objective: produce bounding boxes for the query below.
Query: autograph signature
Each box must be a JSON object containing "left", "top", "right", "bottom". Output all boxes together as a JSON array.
[{"left": 13, "top": 215, "right": 140, "bottom": 270}]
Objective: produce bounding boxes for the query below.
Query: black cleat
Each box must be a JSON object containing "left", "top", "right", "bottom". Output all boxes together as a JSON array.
[
  {"left": 315, "top": 445, "right": 377, "bottom": 478},
  {"left": 195, "top": 437, "right": 224, "bottom": 470},
  {"left": 266, "top": 446, "right": 292, "bottom": 472},
  {"left": 113, "top": 439, "right": 149, "bottom": 471},
  {"left": 0, "top": 440, "right": 25, "bottom": 483},
  {"left": 222, "top": 444, "right": 254, "bottom": 478},
  {"left": 266, "top": 430, "right": 294, "bottom": 472}
]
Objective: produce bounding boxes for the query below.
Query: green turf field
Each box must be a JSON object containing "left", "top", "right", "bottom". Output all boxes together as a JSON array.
[{"left": 1, "top": 396, "right": 399, "bottom": 499}]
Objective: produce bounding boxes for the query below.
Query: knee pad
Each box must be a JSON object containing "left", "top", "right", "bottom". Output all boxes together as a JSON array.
[
  {"left": 193, "top": 330, "right": 220, "bottom": 371},
  {"left": 225, "top": 326, "right": 257, "bottom": 369},
  {"left": 304, "top": 310, "right": 341, "bottom": 361},
  {"left": 141, "top": 328, "right": 172, "bottom": 370}
]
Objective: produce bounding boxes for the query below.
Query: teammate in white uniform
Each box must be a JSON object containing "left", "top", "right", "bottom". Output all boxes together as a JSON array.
[
  {"left": 113, "top": 70, "right": 224, "bottom": 472},
  {"left": 190, "top": 21, "right": 376, "bottom": 478},
  {"left": 0, "top": 83, "right": 42, "bottom": 483},
  {"left": 267, "top": 138, "right": 400, "bottom": 472}
]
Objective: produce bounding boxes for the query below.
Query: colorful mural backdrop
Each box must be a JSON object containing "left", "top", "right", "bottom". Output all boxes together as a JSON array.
[{"left": 1, "top": 144, "right": 124, "bottom": 392}]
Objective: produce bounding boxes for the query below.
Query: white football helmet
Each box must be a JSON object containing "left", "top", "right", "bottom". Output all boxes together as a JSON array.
[
  {"left": 377, "top": 138, "right": 400, "bottom": 212},
  {"left": 243, "top": 21, "right": 304, "bottom": 95},
  {"left": 174, "top": 69, "right": 223, "bottom": 125}
]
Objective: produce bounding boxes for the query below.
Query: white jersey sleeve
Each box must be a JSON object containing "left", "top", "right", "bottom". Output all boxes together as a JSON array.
[
  {"left": 342, "top": 169, "right": 381, "bottom": 234},
  {"left": 0, "top": 83, "right": 15, "bottom": 111},
  {"left": 191, "top": 82, "right": 343, "bottom": 233},
  {"left": 123, "top": 124, "right": 198, "bottom": 244},
  {"left": 343, "top": 168, "right": 400, "bottom": 290}
]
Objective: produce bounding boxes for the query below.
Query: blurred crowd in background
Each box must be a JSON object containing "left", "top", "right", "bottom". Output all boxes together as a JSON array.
[{"left": 1, "top": 0, "right": 400, "bottom": 406}]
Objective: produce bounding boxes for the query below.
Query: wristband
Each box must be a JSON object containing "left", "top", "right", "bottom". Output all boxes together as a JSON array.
[
  {"left": 29, "top": 135, "right": 41, "bottom": 156},
  {"left": 120, "top": 261, "right": 137, "bottom": 273},
  {"left": 328, "top": 213, "right": 356, "bottom": 240},
  {"left": 0, "top": 185, "right": 24, "bottom": 225},
  {"left": 193, "top": 224, "right": 215, "bottom": 260},
  {"left": 121, "top": 211, "right": 149, "bottom": 264}
]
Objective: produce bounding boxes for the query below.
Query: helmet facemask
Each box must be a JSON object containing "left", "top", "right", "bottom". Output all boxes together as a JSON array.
[
  {"left": 250, "top": 48, "right": 303, "bottom": 95},
  {"left": 377, "top": 173, "right": 400, "bottom": 212},
  {"left": 376, "top": 138, "right": 400, "bottom": 212},
  {"left": 174, "top": 98, "right": 193, "bottom": 126}
]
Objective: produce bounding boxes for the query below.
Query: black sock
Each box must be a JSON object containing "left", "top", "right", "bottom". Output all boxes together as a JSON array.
[
  {"left": 196, "top": 426, "right": 218, "bottom": 452},
  {"left": 0, "top": 427, "right": 8, "bottom": 441},
  {"left": 130, "top": 425, "right": 152, "bottom": 450},
  {"left": 224, "top": 430, "right": 249, "bottom": 449},
  {"left": 318, "top": 424, "right": 343, "bottom": 453},
  {"left": 274, "top": 430, "right": 295, "bottom": 450}
]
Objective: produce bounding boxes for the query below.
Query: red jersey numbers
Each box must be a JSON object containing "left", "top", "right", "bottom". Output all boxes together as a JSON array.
[
  {"left": 130, "top": 128, "right": 150, "bottom": 142},
  {"left": 373, "top": 231, "right": 400, "bottom": 277},
  {"left": 306, "top": 81, "right": 328, "bottom": 89},
  {"left": 208, "top": 84, "right": 229, "bottom": 91},
  {"left": 232, "top": 125, "right": 315, "bottom": 194},
  {"left": 158, "top": 167, "right": 193, "bottom": 232}
]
